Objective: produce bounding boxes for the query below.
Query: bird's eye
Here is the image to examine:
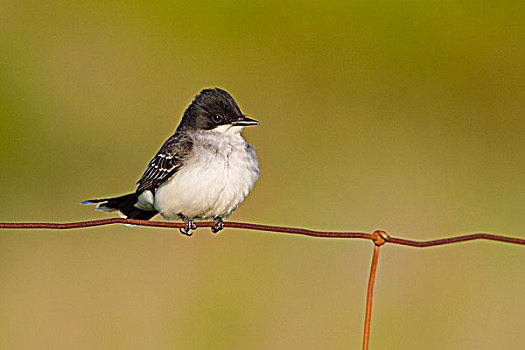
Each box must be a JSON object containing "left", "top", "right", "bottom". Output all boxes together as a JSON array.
[{"left": 212, "top": 114, "right": 223, "bottom": 123}]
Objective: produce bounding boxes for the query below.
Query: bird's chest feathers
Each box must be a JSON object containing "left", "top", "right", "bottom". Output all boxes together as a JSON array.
[
  {"left": 190, "top": 133, "right": 253, "bottom": 183},
  {"left": 153, "top": 132, "right": 258, "bottom": 219}
]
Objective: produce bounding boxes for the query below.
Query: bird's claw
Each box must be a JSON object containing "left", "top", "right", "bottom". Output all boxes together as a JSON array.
[
  {"left": 178, "top": 214, "right": 197, "bottom": 236},
  {"left": 179, "top": 226, "right": 194, "bottom": 236},
  {"left": 211, "top": 217, "right": 224, "bottom": 234}
]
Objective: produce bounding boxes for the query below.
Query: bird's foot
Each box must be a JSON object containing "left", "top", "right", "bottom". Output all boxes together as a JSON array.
[
  {"left": 178, "top": 214, "right": 197, "bottom": 236},
  {"left": 211, "top": 217, "right": 224, "bottom": 234}
]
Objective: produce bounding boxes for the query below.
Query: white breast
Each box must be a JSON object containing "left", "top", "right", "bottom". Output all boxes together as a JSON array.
[{"left": 153, "top": 129, "right": 259, "bottom": 221}]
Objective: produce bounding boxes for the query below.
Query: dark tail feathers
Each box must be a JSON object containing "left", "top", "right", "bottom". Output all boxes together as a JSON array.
[{"left": 81, "top": 193, "right": 158, "bottom": 220}]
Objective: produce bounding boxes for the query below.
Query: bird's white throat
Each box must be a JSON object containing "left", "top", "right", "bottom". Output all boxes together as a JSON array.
[{"left": 142, "top": 129, "right": 259, "bottom": 221}]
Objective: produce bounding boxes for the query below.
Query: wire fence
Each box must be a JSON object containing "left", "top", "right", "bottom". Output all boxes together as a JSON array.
[{"left": 1, "top": 219, "right": 524, "bottom": 350}]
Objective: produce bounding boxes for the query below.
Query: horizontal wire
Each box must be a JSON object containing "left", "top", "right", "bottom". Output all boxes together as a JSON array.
[{"left": 0, "top": 219, "right": 524, "bottom": 247}]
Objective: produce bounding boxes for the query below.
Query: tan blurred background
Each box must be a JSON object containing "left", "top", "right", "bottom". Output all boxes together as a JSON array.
[{"left": 1, "top": 1, "right": 524, "bottom": 349}]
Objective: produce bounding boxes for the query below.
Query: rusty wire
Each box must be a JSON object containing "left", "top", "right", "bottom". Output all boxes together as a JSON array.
[
  {"left": 1, "top": 219, "right": 524, "bottom": 247},
  {"left": 1, "top": 219, "right": 524, "bottom": 350}
]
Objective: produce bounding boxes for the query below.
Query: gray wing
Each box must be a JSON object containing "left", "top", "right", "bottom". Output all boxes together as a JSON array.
[{"left": 136, "top": 132, "right": 193, "bottom": 192}]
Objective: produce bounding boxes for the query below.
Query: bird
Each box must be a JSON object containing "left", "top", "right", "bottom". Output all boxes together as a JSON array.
[{"left": 82, "top": 88, "right": 259, "bottom": 235}]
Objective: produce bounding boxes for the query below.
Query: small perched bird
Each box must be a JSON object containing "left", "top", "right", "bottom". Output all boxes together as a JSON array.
[{"left": 82, "top": 88, "right": 259, "bottom": 235}]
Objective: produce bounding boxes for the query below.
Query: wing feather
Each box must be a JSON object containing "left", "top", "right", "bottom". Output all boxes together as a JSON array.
[{"left": 136, "top": 133, "right": 193, "bottom": 192}]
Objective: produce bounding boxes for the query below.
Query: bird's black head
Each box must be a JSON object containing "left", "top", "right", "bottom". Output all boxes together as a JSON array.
[{"left": 177, "top": 88, "right": 258, "bottom": 132}]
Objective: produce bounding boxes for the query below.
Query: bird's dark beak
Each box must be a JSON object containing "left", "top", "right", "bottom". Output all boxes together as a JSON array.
[{"left": 232, "top": 116, "right": 259, "bottom": 126}]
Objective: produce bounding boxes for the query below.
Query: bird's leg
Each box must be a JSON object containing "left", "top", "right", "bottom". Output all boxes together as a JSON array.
[
  {"left": 211, "top": 216, "right": 224, "bottom": 234},
  {"left": 178, "top": 213, "right": 197, "bottom": 236}
]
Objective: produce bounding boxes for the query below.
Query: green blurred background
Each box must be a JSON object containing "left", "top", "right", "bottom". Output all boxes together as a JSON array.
[{"left": 1, "top": 1, "right": 524, "bottom": 349}]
